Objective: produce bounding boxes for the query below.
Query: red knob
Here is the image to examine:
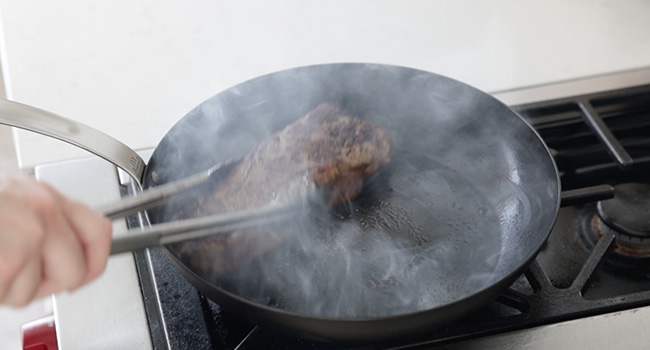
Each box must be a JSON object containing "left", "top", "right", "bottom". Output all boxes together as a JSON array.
[{"left": 21, "top": 314, "right": 58, "bottom": 350}]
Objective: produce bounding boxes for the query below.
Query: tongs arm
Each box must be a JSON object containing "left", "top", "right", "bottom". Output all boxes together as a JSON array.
[
  {"left": 99, "top": 157, "right": 241, "bottom": 220},
  {"left": 109, "top": 200, "right": 299, "bottom": 255},
  {"left": 106, "top": 178, "right": 320, "bottom": 255},
  {"left": 101, "top": 153, "right": 320, "bottom": 255}
]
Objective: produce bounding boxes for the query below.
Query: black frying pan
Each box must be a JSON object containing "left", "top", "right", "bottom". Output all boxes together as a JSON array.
[{"left": 140, "top": 63, "right": 560, "bottom": 342}]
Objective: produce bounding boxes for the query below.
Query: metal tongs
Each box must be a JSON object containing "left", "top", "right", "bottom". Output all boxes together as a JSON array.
[{"left": 104, "top": 159, "right": 318, "bottom": 255}]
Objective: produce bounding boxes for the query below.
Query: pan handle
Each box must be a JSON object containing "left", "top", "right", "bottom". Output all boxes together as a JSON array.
[{"left": 0, "top": 99, "right": 145, "bottom": 183}]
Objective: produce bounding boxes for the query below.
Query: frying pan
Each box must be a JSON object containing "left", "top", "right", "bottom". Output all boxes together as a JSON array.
[{"left": 0, "top": 63, "right": 560, "bottom": 342}]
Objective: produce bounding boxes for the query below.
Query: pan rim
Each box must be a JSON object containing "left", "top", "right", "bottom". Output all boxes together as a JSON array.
[{"left": 148, "top": 62, "right": 562, "bottom": 338}]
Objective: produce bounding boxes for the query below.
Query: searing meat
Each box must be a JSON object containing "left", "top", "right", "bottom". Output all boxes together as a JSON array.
[{"left": 172, "top": 103, "right": 393, "bottom": 273}]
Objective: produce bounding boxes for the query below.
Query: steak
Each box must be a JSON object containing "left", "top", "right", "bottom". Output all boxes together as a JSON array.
[{"left": 172, "top": 103, "right": 393, "bottom": 273}]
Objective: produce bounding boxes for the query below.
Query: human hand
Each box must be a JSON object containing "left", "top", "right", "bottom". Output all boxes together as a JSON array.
[{"left": 0, "top": 176, "right": 112, "bottom": 307}]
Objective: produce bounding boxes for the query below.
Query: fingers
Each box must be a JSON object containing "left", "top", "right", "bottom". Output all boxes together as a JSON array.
[
  {"left": 0, "top": 208, "right": 43, "bottom": 306},
  {"left": 0, "top": 177, "right": 49, "bottom": 306},
  {"left": 0, "top": 176, "right": 112, "bottom": 307},
  {"left": 35, "top": 211, "right": 88, "bottom": 297},
  {"left": 3, "top": 255, "right": 41, "bottom": 306},
  {"left": 60, "top": 197, "right": 112, "bottom": 285},
  {"left": 33, "top": 181, "right": 111, "bottom": 297}
]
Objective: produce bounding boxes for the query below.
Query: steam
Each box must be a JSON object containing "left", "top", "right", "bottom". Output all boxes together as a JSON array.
[
  {"left": 198, "top": 154, "right": 504, "bottom": 318},
  {"left": 150, "top": 63, "right": 553, "bottom": 319}
]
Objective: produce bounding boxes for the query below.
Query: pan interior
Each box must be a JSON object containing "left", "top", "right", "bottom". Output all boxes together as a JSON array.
[
  {"left": 198, "top": 149, "right": 505, "bottom": 318},
  {"left": 145, "top": 63, "right": 558, "bottom": 321}
]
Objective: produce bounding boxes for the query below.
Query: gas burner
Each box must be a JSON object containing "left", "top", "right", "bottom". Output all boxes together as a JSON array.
[
  {"left": 590, "top": 215, "right": 650, "bottom": 259},
  {"left": 597, "top": 183, "right": 650, "bottom": 240},
  {"left": 589, "top": 183, "right": 650, "bottom": 260}
]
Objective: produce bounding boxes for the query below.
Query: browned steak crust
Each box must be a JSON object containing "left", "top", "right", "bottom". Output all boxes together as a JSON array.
[{"left": 172, "top": 103, "right": 392, "bottom": 273}]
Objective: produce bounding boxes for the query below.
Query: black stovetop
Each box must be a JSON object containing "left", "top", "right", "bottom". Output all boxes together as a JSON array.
[{"left": 128, "top": 84, "right": 650, "bottom": 349}]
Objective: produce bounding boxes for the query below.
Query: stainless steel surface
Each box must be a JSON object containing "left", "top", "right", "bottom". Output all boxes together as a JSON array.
[
  {"left": 35, "top": 157, "right": 152, "bottom": 350},
  {"left": 439, "top": 306, "right": 650, "bottom": 350},
  {"left": 110, "top": 196, "right": 309, "bottom": 255},
  {"left": 491, "top": 67, "right": 650, "bottom": 105},
  {"left": 0, "top": 98, "right": 146, "bottom": 182},
  {"left": 99, "top": 156, "right": 241, "bottom": 220}
]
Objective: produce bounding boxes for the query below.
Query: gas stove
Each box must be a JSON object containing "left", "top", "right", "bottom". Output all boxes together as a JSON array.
[{"left": 30, "top": 69, "right": 650, "bottom": 349}]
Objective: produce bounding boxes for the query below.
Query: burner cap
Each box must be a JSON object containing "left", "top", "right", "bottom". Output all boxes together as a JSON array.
[{"left": 597, "top": 183, "right": 650, "bottom": 239}]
